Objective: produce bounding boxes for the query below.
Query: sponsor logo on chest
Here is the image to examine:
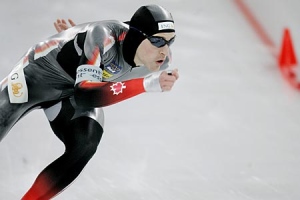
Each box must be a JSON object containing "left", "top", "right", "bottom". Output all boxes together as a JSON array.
[{"left": 104, "top": 60, "right": 122, "bottom": 74}]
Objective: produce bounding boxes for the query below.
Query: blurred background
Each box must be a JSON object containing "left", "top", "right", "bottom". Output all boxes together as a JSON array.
[{"left": 1, "top": 0, "right": 300, "bottom": 199}]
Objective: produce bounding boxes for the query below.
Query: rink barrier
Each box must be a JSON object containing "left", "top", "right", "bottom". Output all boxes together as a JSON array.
[{"left": 234, "top": 0, "right": 300, "bottom": 90}]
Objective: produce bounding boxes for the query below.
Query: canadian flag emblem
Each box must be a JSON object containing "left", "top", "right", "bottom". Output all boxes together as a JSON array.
[{"left": 110, "top": 82, "right": 126, "bottom": 95}]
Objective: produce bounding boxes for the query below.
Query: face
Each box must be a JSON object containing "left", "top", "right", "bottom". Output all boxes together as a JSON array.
[{"left": 134, "top": 32, "right": 176, "bottom": 71}]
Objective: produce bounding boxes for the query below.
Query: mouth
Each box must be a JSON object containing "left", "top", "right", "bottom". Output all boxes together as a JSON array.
[{"left": 156, "top": 59, "right": 165, "bottom": 66}]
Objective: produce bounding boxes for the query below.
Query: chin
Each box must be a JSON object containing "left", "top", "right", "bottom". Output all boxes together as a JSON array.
[
  {"left": 146, "top": 62, "right": 161, "bottom": 72},
  {"left": 151, "top": 66, "right": 160, "bottom": 72}
]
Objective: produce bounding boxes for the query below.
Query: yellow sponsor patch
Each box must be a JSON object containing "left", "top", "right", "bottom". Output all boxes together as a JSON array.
[
  {"left": 102, "top": 70, "right": 113, "bottom": 79},
  {"left": 8, "top": 60, "right": 28, "bottom": 103}
]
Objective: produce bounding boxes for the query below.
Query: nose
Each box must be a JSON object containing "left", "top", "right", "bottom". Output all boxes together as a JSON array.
[{"left": 160, "top": 45, "right": 169, "bottom": 56}]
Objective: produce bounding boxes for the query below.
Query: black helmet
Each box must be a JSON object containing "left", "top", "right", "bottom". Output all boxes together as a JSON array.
[{"left": 123, "top": 5, "right": 175, "bottom": 67}]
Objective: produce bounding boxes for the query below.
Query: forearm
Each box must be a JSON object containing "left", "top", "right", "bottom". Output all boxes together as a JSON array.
[
  {"left": 73, "top": 65, "right": 178, "bottom": 108},
  {"left": 74, "top": 78, "right": 146, "bottom": 107}
]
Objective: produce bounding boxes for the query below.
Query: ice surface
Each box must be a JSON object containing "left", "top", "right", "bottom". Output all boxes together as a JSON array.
[{"left": 1, "top": 0, "right": 300, "bottom": 199}]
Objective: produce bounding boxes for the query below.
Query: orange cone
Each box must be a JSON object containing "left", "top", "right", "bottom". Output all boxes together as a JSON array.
[{"left": 278, "top": 28, "right": 297, "bottom": 68}]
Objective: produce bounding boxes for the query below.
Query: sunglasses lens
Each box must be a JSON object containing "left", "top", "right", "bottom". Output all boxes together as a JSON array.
[
  {"left": 148, "top": 37, "right": 166, "bottom": 48},
  {"left": 148, "top": 36, "right": 176, "bottom": 48},
  {"left": 168, "top": 37, "right": 175, "bottom": 46}
]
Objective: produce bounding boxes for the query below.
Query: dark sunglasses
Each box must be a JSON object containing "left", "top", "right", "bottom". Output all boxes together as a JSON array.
[
  {"left": 131, "top": 27, "right": 176, "bottom": 48},
  {"left": 147, "top": 35, "right": 176, "bottom": 48}
]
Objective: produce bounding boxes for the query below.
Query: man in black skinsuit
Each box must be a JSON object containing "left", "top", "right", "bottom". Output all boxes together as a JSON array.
[{"left": 0, "top": 4, "right": 179, "bottom": 199}]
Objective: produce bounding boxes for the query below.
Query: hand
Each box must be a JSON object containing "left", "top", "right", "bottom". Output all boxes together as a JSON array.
[
  {"left": 54, "top": 19, "right": 76, "bottom": 33},
  {"left": 159, "top": 69, "right": 179, "bottom": 91}
]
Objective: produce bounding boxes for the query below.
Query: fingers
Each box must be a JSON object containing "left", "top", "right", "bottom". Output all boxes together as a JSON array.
[
  {"left": 54, "top": 22, "right": 61, "bottom": 32},
  {"left": 61, "top": 19, "right": 67, "bottom": 25},
  {"left": 68, "top": 19, "right": 76, "bottom": 27},
  {"left": 54, "top": 19, "right": 64, "bottom": 33},
  {"left": 54, "top": 19, "right": 61, "bottom": 32},
  {"left": 54, "top": 19, "right": 76, "bottom": 33},
  {"left": 169, "top": 68, "right": 179, "bottom": 80},
  {"left": 161, "top": 82, "right": 175, "bottom": 91},
  {"left": 159, "top": 70, "right": 179, "bottom": 91}
]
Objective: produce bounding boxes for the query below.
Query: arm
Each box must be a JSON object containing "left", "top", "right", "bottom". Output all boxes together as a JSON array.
[
  {"left": 74, "top": 65, "right": 179, "bottom": 108},
  {"left": 75, "top": 78, "right": 145, "bottom": 107}
]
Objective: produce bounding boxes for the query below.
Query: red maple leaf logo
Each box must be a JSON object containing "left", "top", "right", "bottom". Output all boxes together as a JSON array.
[{"left": 110, "top": 82, "right": 126, "bottom": 95}]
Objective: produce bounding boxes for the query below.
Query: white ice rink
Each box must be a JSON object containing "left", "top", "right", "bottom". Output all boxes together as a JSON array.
[{"left": 1, "top": 0, "right": 300, "bottom": 199}]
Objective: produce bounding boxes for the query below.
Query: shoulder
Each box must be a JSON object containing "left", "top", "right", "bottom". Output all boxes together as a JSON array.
[
  {"left": 81, "top": 21, "right": 127, "bottom": 50},
  {"left": 86, "top": 20, "right": 128, "bottom": 35}
]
